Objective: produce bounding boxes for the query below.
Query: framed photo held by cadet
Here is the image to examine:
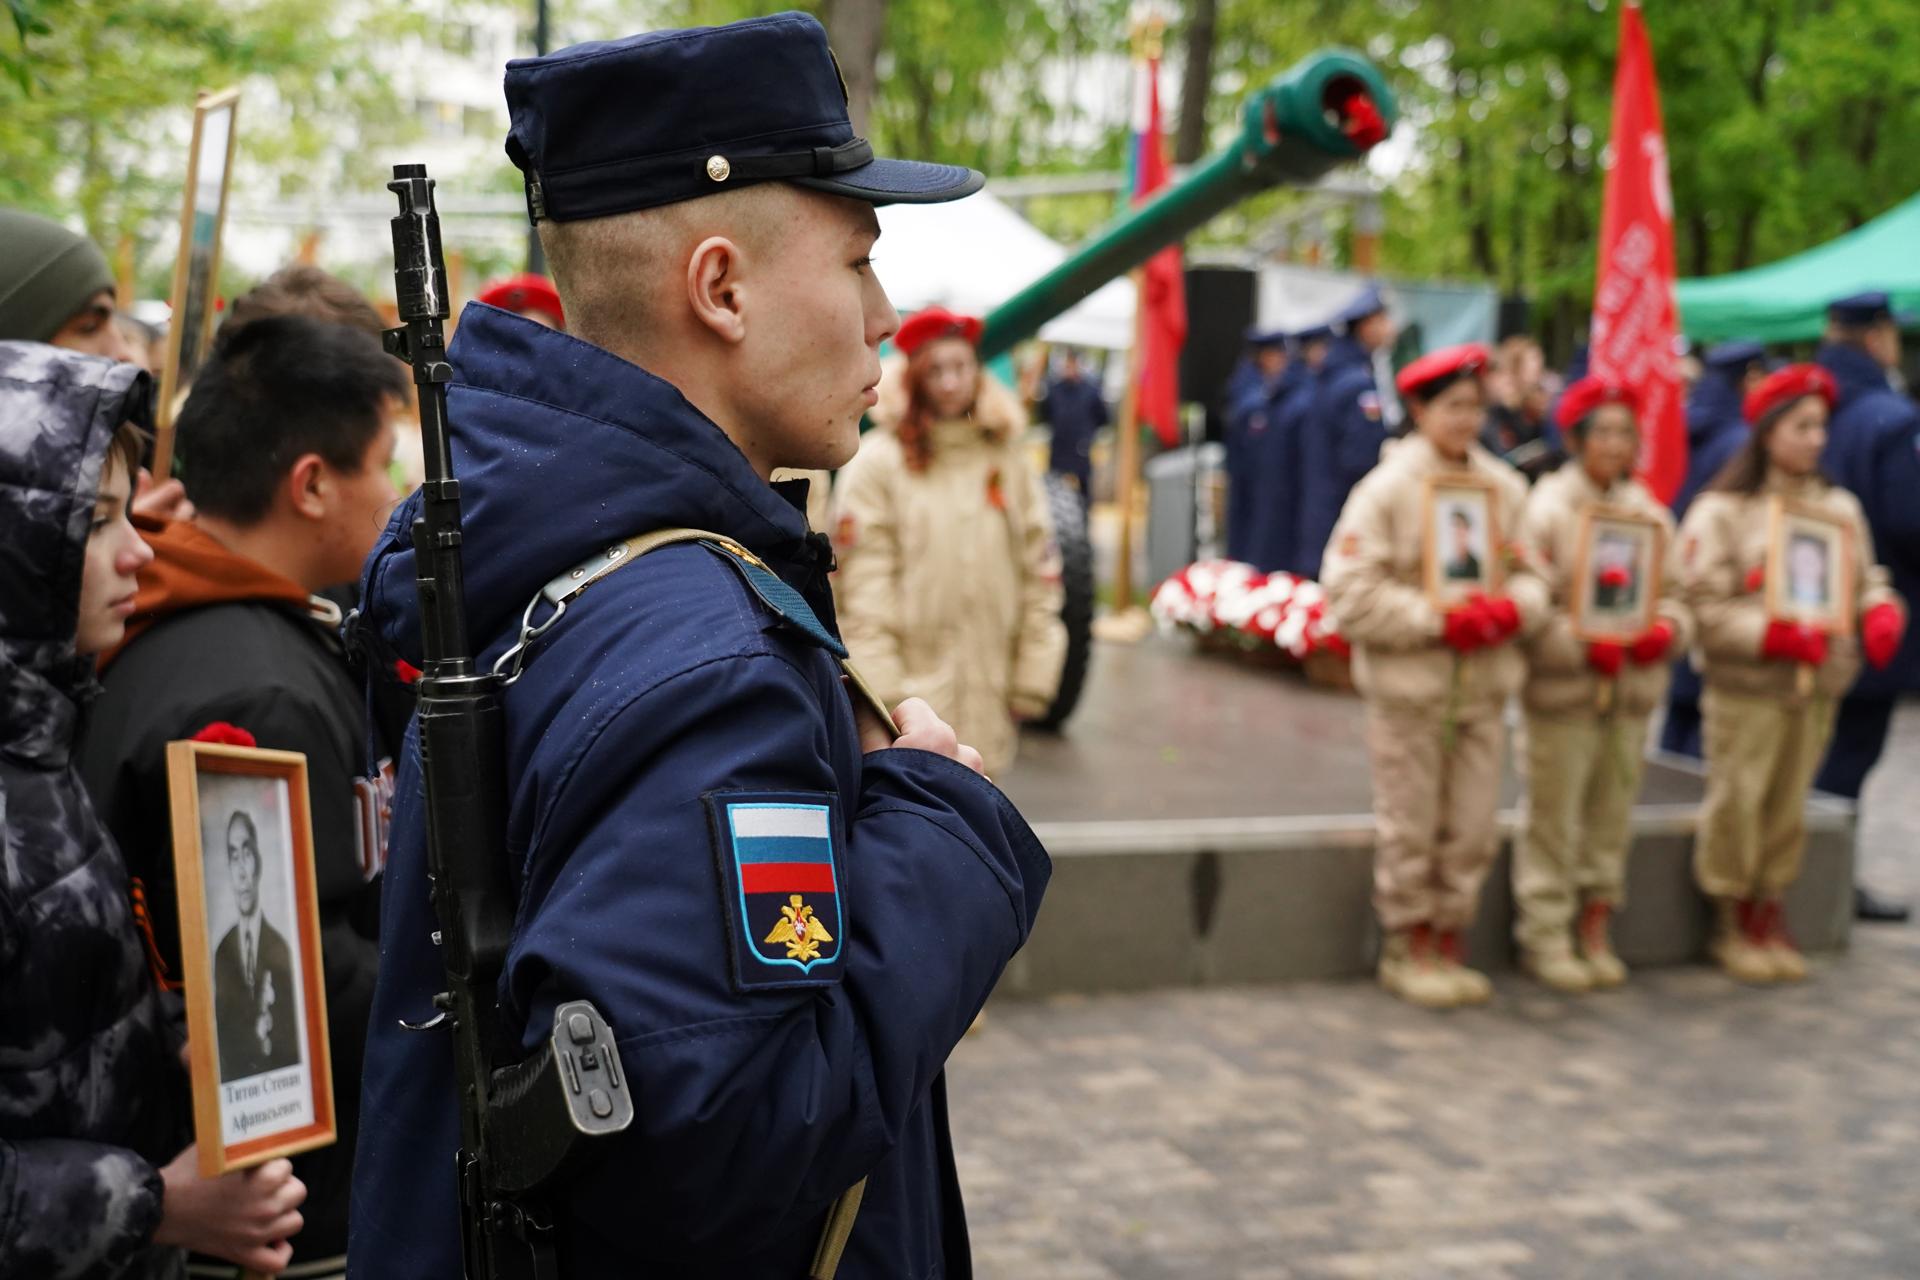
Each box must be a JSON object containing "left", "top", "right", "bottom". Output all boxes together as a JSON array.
[
  {"left": 166, "top": 740, "right": 335, "bottom": 1177},
  {"left": 154, "top": 85, "right": 242, "bottom": 478},
  {"left": 1569, "top": 506, "right": 1664, "bottom": 643},
  {"left": 1421, "top": 473, "right": 1503, "bottom": 607},
  {"left": 1765, "top": 496, "right": 1854, "bottom": 634}
]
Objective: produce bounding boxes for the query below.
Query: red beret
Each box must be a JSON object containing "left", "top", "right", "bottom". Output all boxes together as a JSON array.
[
  {"left": 1743, "top": 363, "right": 1836, "bottom": 425},
  {"left": 895, "top": 306, "right": 982, "bottom": 357},
  {"left": 476, "top": 273, "right": 564, "bottom": 323},
  {"left": 1554, "top": 376, "right": 1641, "bottom": 430},
  {"left": 1394, "top": 342, "right": 1489, "bottom": 399}
]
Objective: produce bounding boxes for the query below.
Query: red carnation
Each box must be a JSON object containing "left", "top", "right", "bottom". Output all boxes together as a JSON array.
[
  {"left": 1334, "top": 88, "right": 1388, "bottom": 149},
  {"left": 191, "top": 721, "right": 256, "bottom": 748},
  {"left": 393, "top": 658, "right": 423, "bottom": 685},
  {"left": 1599, "top": 566, "right": 1631, "bottom": 590}
]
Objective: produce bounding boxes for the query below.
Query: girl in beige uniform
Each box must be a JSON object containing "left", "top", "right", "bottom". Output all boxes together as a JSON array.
[
  {"left": 1514, "top": 378, "right": 1692, "bottom": 992},
  {"left": 833, "top": 306, "right": 1067, "bottom": 777},
  {"left": 1324, "top": 344, "right": 1549, "bottom": 1008},
  {"left": 1679, "top": 364, "right": 1905, "bottom": 983}
]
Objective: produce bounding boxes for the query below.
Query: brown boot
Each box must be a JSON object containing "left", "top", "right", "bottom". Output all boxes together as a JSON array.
[
  {"left": 1379, "top": 924, "right": 1459, "bottom": 1009},
  {"left": 1711, "top": 898, "right": 1775, "bottom": 984},
  {"left": 1577, "top": 900, "right": 1629, "bottom": 989},
  {"left": 1751, "top": 900, "right": 1808, "bottom": 983},
  {"left": 1437, "top": 929, "right": 1493, "bottom": 1005}
]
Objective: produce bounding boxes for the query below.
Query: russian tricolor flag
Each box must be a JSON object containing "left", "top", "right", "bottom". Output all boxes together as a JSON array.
[{"left": 730, "top": 804, "right": 838, "bottom": 896}]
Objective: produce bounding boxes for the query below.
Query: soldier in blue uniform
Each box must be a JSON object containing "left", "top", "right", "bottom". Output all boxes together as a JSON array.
[
  {"left": 1294, "top": 286, "right": 1400, "bottom": 581},
  {"left": 1034, "top": 346, "right": 1108, "bottom": 501},
  {"left": 1815, "top": 291, "right": 1919, "bottom": 922},
  {"left": 1659, "top": 339, "right": 1769, "bottom": 757},
  {"left": 1224, "top": 327, "right": 1288, "bottom": 564},
  {"left": 347, "top": 14, "right": 1051, "bottom": 1277}
]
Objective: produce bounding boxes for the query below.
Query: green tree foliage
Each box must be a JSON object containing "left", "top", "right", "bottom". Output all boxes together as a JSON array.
[
  {"left": 1201, "top": 0, "right": 1920, "bottom": 345},
  {"left": 0, "top": 0, "right": 436, "bottom": 251}
]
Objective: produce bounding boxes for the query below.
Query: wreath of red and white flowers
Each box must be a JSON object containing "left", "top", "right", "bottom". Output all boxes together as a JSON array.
[{"left": 1150, "top": 560, "right": 1349, "bottom": 661}]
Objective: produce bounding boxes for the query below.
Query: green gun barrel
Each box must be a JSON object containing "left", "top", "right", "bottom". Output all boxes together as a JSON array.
[{"left": 977, "top": 49, "right": 1397, "bottom": 361}]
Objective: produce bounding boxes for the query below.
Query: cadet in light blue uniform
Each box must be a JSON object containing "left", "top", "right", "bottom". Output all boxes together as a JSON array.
[
  {"left": 1295, "top": 286, "right": 1399, "bottom": 581},
  {"left": 348, "top": 15, "right": 1050, "bottom": 1277},
  {"left": 1224, "top": 327, "right": 1289, "bottom": 564},
  {"left": 1815, "top": 291, "right": 1920, "bottom": 922},
  {"left": 1660, "top": 339, "right": 1768, "bottom": 757}
]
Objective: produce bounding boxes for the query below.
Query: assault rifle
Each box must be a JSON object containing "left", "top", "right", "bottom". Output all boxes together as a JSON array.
[{"left": 384, "top": 162, "right": 633, "bottom": 1280}]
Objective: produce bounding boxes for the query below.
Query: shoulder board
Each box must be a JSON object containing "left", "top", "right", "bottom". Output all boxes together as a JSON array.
[{"left": 697, "top": 539, "right": 848, "bottom": 660}]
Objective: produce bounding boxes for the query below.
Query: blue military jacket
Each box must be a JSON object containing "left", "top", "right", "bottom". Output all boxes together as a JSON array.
[
  {"left": 1226, "top": 363, "right": 1309, "bottom": 573},
  {"left": 1818, "top": 342, "right": 1920, "bottom": 695},
  {"left": 1674, "top": 372, "right": 1748, "bottom": 520},
  {"left": 347, "top": 306, "right": 1050, "bottom": 1278},
  {"left": 1294, "top": 337, "right": 1386, "bottom": 581}
]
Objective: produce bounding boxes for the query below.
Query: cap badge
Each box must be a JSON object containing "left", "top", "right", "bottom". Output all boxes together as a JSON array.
[{"left": 706, "top": 155, "right": 732, "bottom": 182}]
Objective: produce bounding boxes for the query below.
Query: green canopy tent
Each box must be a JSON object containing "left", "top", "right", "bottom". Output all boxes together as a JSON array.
[{"left": 1675, "top": 192, "right": 1920, "bottom": 343}]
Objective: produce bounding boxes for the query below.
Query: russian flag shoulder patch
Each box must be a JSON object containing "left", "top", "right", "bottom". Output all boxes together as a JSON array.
[{"left": 706, "top": 792, "right": 847, "bottom": 991}]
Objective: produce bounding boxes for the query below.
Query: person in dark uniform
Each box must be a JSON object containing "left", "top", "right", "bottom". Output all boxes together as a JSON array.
[
  {"left": 1295, "top": 285, "right": 1399, "bottom": 580},
  {"left": 1238, "top": 325, "right": 1325, "bottom": 574},
  {"left": 1660, "top": 339, "right": 1770, "bottom": 758},
  {"left": 348, "top": 15, "right": 1051, "bottom": 1278},
  {"left": 212, "top": 811, "right": 300, "bottom": 1082},
  {"left": 1815, "top": 291, "right": 1919, "bottom": 922},
  {"left": 1035, "top": 346, "right": 1108, "bottom": 500},
  {"left": 1225, "top": 327, "right": 1288, "bottom": 563}
]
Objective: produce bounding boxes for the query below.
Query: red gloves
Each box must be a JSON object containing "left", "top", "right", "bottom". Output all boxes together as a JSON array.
[
  {"left": 1629, "top": 619, "right": 1676, "bottom": 665},
  {"left": 1586, "top": 640, "right": 1626, "bottom": 677},
  {"left": 1862, "top": 602, "right": 1905, "bottom": 670},
  {"left": 1762, "top": 619, "right": 1828, "bottom": 666},
  {"left": 1442, "top": 595, "right": 1522, "bottom": 654}
]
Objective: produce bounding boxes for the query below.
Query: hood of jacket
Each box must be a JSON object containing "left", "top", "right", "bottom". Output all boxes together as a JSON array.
[
  {"left": 1816, "top": 341, "right": 1894, "bottom": 410},
  {"left": 362, "top": 304, "right": 821, "bottom": 664},
  {"left": 99, "top": 516, "right": 313, "bottom": 670},
  {"left": 0, "top": 341, "right": 148, "bottom": 766}
]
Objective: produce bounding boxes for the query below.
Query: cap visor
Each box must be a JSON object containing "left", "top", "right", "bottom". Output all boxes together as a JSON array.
[{"left": 792, "top": 156, "right": 984, "bottom": 205}]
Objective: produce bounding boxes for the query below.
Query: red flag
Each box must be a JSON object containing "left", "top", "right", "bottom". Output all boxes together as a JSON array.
[
  {"left": 1589, "top": 2, "right": 1684, "bottom": 504},
  {"left": 1132, "top": 56, "right": 1187, "bottom": 448}
]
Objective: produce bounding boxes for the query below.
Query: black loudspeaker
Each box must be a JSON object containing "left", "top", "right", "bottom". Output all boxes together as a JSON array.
[{"left": 1181, "top": 266, "right": 1257, "bottom": 443}]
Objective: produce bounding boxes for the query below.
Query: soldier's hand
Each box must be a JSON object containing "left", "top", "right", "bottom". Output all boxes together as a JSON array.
[
  {"left": 154, "top": 1148, "right": 306, "bottom": 1273},
  {"left": 886, "top": 698, "right": 987, "bottom": 775},
  {"left": 131, "top": 467, "right": 195, "bottom": 524}
]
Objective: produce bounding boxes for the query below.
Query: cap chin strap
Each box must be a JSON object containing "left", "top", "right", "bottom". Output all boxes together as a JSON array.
[{"left": 710, "top": 136, "right": 874, "bottom": 185}]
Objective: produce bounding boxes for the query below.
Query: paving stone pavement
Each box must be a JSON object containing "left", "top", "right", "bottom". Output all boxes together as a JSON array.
[{"left": 951, "top": 705, "right": 1920, "bottom": 1280}]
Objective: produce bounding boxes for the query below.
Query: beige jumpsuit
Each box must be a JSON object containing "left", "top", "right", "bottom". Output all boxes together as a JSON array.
[
  {"left": 1323, "top": 436, "right": 1549, "bottom": 932},
  {"left": 1514, "top": 466, "right": 1692, "bottom": 952},
  {"left": 831, "top": 374, "right": 1067, "bottom": 776},
  {"left": 1678, "top": 474, "right": 1903, "bottom": 899}
]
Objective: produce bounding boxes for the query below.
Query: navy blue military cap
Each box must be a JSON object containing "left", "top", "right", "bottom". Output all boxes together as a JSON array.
[
  {"left": 1703, "top": 340, "right": 1766, "bottom": 371},
  {"left": 504, "top": 11, "right": 983, "bottom": 222},
  {"left": 1331, "top": 283, "right": 1386, "bottom": 331},
  {"left": 1827, "top": 290, "right": 1915, "bottom": 326},
  {"left": 1243, "top": 325, "right": 1289, "bottom": 348},
  {"left": 1291, "top": 323, "right": 1335, "bottom": 344}
]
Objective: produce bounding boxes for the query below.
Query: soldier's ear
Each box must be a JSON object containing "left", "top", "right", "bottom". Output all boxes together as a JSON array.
[{"left": 685, "top": 235, "right": 747, "bottom": 345}]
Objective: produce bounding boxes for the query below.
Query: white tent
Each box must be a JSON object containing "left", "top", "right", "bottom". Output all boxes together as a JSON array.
[{"left": 875, "top": 189, "right": 1136, "bottom": 351}]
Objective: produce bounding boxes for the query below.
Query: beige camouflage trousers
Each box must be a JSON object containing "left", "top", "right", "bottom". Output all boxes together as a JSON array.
[
  {"left": 1695, "top": 687, "right": 1837, "bottom": 900},
  {"left": 1514, "top": 708, "right": 1648, "bottom": 952},
  {"left": 1365, "top": 704, "right": 1506, "bottom": 931}
]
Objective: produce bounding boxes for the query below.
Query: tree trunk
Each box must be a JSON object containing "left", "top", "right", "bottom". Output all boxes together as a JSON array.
[
  {"left": 1174, "top": 0, "right": 1218, "bottom": 165},
  {"left": 823, "top": 0, "right": 887, "bottom": 136}
]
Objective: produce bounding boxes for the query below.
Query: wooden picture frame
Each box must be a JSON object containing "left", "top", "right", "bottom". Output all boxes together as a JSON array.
[
  {"left": 1569, "top": 505, "right": 1665, "bottom": 643},
  {"left": 1765, "top": 496, "right": 1855, "bottom": 635},
  {"left": 154, "top": 86, "right": 242, "bottom": 479},
  {"left": 1422, "top": 472, "right": 1504, "bottom": 607},
  {"left": 167, "top": 741, "right": 334, "bottom": 1177}
]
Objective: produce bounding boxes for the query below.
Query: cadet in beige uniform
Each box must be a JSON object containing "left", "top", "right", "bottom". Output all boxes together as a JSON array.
[
  {"left": 1679, "top": 364, "right": 1906, "bottom": 983},
  {"left": 1514, "top": 378, "right": 1692, "bottom": 992},
  {"left": 1324, "top": 344, "right": 1549, "bottom": 1008},
  {"left": 833, "top": 306, "right": 1067, "bottom": 776}
]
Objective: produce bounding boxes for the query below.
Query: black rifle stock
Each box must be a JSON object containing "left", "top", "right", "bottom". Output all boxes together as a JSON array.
[{"left": 385, "top": 163, "right": 632, "bottom": 1280}]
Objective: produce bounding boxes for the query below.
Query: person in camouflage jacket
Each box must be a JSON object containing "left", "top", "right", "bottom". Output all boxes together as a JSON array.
[{"left": 0, "top": 341, "right": 303, "bottom": 1277}]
